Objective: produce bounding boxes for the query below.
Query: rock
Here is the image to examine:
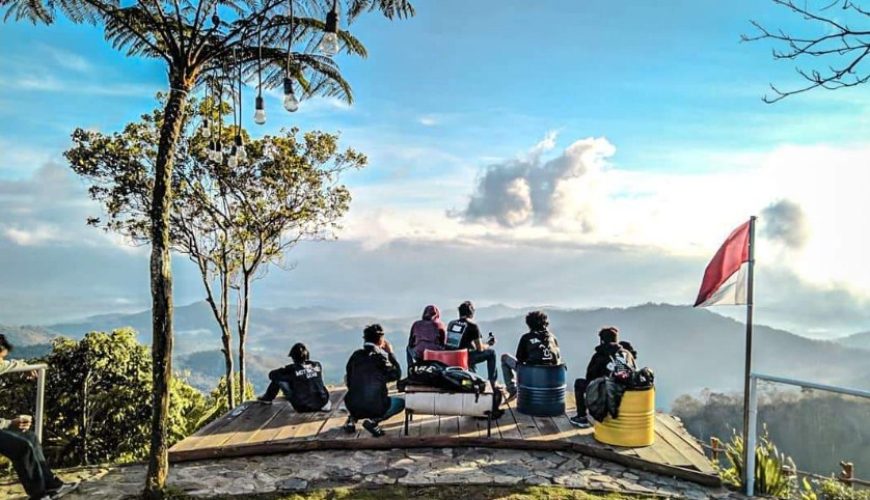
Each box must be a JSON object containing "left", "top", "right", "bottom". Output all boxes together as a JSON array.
[
  {"left": 381, "top": 468, "right": 409, "bottom": 479},
  {"left": 622, "top": 472, "right": 639, "bottom": 481},
  {"left": 275, "top": 478, "right": 308, "bottom": 491},
  {"left": 523, "top": 475, "right": 552, "bottom": 486}
]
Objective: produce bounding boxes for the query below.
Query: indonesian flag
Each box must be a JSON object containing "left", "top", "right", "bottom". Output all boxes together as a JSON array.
[{"left": 694, "top": 220, "right": 751, "bottom": 307}]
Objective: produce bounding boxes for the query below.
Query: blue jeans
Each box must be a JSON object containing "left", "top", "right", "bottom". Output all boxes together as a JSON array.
[
  {"left": 262, "top": 380, "right": 293, "bottom": 401},
  {"left": 501, "top": 354, "right": 518, "bottom": 394},
  {"left": 349, "top": 397, "right": 405, "bottom": 424},
  {"left": 468, "top": 348, "right": 498, "bottom": 383},
  {"left": 380, "top": 396, "right": 405, "bottom": 422}
]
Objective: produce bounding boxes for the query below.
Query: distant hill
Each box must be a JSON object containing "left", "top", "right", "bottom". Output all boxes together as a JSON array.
[
  {"left": 0, "top": 325, "right": 59, "bottom": 346},
  {"left": 35, "top": 302, "right": 867, "bottom": 406},
  {"left": 835, "top": 331, "right": 870, "bottom": 351}
]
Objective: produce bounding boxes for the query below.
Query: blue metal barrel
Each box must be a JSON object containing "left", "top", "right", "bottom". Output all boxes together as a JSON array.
[{"left": 517, "top": 364, "right": 567, "bottom": 416}]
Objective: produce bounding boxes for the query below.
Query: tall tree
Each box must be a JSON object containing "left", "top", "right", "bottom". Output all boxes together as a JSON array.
[
  {"left": 68, "top": 98, "right": 365, "bottom": 409},
  {"left": 1, "top": 0, "right": 413, "bottom": 494},
  {"left": 744, "top": 0, "right": 870, "bottom": 102}
]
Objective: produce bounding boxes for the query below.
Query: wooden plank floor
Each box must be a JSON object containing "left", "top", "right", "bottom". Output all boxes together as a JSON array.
[{"left": 169, "top": 386, "right": 719, "bottom": 487}]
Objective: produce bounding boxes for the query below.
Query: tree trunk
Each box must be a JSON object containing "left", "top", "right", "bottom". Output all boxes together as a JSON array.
[
  {"left": 237, "top": 273, "right": 251, "bottom": 404},
  {"left": 144, "top": 81, "right": 190, "bottom": 498},
  {"left": 221, "top": 258, "right": 235, "bottom": 409}
]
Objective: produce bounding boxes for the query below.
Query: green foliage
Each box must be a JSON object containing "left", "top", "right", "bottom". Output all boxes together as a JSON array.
[
  {"left": 0, "top": 330, "right": 206, "bottom": 466},
  {"left": 721, "top": 426, "right": 795, "bottom": 497},
  {"left": 815, "top": 478, "right": 870, "bottom": 500}
]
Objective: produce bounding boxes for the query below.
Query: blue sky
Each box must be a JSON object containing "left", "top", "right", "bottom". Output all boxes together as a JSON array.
[{"left": 2, "top": 0, "right": 870, "bottom": 336}]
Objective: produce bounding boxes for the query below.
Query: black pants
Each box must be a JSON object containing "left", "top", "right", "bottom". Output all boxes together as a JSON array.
[
  {"left": 0, "top": 429, "right": 60, "bottom": 499},
  {"left": 574, "top": 378, "right": 589, "bottom": 417},
  {"left": 262, "top": 367, "right": 294, "bottom": 401}
]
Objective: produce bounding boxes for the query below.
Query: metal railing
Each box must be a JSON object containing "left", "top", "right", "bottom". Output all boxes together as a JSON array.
[
  {"left": 0, "top": 363, "right": 47, "bottom": 442},
  {"left": 745, "top": 372, "right": 870, "bottom": 496}
]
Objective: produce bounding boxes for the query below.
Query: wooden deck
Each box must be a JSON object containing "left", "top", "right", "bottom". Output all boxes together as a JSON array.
[{"left": 169, "top": 387, "right": 719, "bottom": 487}]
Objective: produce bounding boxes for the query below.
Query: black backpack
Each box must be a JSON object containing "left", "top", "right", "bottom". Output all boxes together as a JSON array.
[{"left": 400, "top": 360, "right": 487, "bottom": 395}]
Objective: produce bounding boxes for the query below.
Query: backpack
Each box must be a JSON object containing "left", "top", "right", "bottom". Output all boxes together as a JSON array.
[
  {"left": 400, "top": 360, "right": 487, "bottom": 395},
  {"left": 445, "top": 320, "right": 467, "bottom": 349}
]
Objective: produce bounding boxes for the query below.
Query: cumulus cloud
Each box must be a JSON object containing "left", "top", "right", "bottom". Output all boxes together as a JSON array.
[
  {"left": 462, "top": 134, "right": 615, "bottom": 228},
  {"left": 0, "top": 163, "right": 109, "bottom": 248},
  {"left": 761, "top": 199, "right": 809, "bottom": 249}
]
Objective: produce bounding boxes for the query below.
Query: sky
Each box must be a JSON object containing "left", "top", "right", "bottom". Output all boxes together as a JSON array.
[{"left": 2, "top": 0, "right": 870, "bottom": 338}]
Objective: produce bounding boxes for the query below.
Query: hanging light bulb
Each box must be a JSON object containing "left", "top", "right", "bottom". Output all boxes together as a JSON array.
[
  {"left": 227, "top": 146, "right": 238, "bottom": 168},
  {"left": 202, "top": 118, "right": 212, "bottom": 138},
  {"left": 319, "top": 1, "right": 340, "bottom": 56},
  {"left": 253, "top": 95, "right": 266, "bottom": 125},
  {"left": 282, "top": 77, "right": 300, "bottom": 112},
  {"left": 207, "top": 140, "right": 216, "bottom": 161},
  {"left": 216, "top": 140, "right": 224, "bottom": 163},
  {"left": 234, "top": 135, "right": 246, "bottom": 161}
]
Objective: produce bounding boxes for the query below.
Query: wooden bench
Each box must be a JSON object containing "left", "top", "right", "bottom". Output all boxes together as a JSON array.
[{"left": 403, "top": 383, "right": 498, "bottom": 437}]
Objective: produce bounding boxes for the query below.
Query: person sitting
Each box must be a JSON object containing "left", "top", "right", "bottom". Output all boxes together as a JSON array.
[
  {"left": 569, "top": 326, "right": 637, "bottom": 428},
  {"left": 406, "top": 305, "right": 446, "bottom": 368},
  {"left": 501, "top": 311, "right": 562, "bottom": 400},
  {"left": 0, "top": 335, "right": 78, "bottom": 500},
  {"left": 446, "top": 301, "right": 498, "bottom": 384},
  {"left": 344, "top": 324, "right": 404, "bottom": 437},
  {"left": 256, "top": 343, "right": 331, "bottom": 412}
]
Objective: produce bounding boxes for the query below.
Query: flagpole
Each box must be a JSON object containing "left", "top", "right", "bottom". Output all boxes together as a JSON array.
[{"left": 742, "top": 215, "right": 757, "bottom": 495}]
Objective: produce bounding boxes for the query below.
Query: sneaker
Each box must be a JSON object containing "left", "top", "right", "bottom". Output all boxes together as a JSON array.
[
  {"left": 320, "top": 400, "right": 332, "bottom": 412},
  {"left": 255, "top": 396, "right": 273, "bottom": 405},
  {"left": 49, "top": 481, "right": 80, "bottom": 499},
  {"left": 362, "top": 419, "right": 385, "bottom": 438},
  {"left": 342, "top": 420, "right": 357, "bottom": 434},
  {"left": 569, "top": 415, "right": 592, "bottom": 429},
  {"left": 504, "top": 389, "right": 517, "bottom": 404}
]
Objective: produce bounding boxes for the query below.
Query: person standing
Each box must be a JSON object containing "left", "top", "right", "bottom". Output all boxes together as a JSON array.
[
  {"left": 569, "top": 326, "right": 637, "bottom": 428},
  {"left": 406, "top": 305, "right": 446, "bottom": 368},
  {"left": 256, "top": 343, "right": 331, "bottom": 412},
  {"left": 446, "top": 301, "right": 498, "bottom": 384},
  {"left": 344, "top": 324, "right": 404, "bottom": 437},
  {"left": 501, "top": 311, "right": 562, "bottom": 400},
  {"left": 0, "top": 335, "right": 79, "bottom": 500}
]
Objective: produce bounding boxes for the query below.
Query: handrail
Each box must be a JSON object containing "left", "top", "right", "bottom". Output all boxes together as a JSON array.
[
  {"left": 752, "top": 373, "right": 870, "bottom": 400},
  {"left": 745, "top": 373, "right": 869, "bottom": 496},
  {"left": 0, "top": 363, "right": 48, "bottom": 443}
]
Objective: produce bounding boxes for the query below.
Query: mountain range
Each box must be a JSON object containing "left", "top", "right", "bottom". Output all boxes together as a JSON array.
[{"left": 3, "top": 302, "right": 867, "bottom": 408}]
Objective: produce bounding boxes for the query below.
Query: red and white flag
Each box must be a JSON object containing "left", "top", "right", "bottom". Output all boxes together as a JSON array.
[{"left": 694, "top": 220, "right": 752, "bottom": 307}]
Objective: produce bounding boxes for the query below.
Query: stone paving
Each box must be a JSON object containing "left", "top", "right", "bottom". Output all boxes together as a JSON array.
[{"left": 0, "top": 448, "right": 749, "bottom": 499}]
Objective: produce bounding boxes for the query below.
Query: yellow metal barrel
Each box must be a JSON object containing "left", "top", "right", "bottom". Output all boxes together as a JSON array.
[{"left": 593, "top": 387, "right": 655, "bottom": 447}]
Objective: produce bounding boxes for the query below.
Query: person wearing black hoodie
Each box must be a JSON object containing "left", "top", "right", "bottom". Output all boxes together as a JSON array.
[
  {"left": 501, "top": 311, "right": 562, "bottom": 399},
  {"left": 343, "top": 324, "right": 404, "bottom": 437},
  {"left": 569, "top": 326, "right": 637, "bottom": 428},
  {"left": 256, "top": 343, "right": 331, "bottom": 412}
]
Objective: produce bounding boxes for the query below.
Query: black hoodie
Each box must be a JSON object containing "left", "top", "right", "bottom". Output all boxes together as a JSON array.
[
  {"left": 515, "top": 329, "right": 562, "bottom": 366},
  {"left": 585, "top": 341, "right": 637, "bottom": 381},
  {"left": 345, "top": 343, "right": 402, "bottom": 419}
]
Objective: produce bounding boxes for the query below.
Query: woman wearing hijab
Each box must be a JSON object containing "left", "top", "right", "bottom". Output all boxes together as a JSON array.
[{"left": 406, "top": 305, "right": 446, "bottom": 368}]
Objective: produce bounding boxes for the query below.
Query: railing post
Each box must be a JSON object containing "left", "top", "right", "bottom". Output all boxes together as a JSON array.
[
  {"left": 840, "top": 462, "right": 854, "bottom": 488},
  {"left": 35, "top": 367, "right": 45, "bottom": 443},
  {"left": 711, "top": 437, "right": 721, "bottom": 461},
  {"left": 745, "top": 375, "right": 758, "bottom": 496}
]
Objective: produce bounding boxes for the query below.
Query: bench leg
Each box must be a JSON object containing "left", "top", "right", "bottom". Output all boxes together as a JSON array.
[
  {"left": 487, "top": 413, "right": 492, "bottom": 438},
  {"left": 404, "top": 410, "right": 411, "bottom": 436}
]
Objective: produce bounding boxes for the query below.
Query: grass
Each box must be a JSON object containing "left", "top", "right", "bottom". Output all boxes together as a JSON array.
[{"left": 163, "top": 484, "right": 655, "bottom": 500}]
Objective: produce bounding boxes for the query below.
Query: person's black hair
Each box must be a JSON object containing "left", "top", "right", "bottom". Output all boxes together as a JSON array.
[
  {"left": 458, "top": 301, "right": 475, "bottom": 318},
  {"left": 599, "top": 326, "right": 619, "bottom": 343},
  {"left": 525, "top": 311, "right": 549, "bottom": 331},
  {"left": 0, "top": 334, "right": 12, "bottom": 353},
  {"left": 363, "top": 324, "right": 385, "bottom": 343},
  {"left": 288, "top": 343, "right": 310, "bottom": 364}
]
